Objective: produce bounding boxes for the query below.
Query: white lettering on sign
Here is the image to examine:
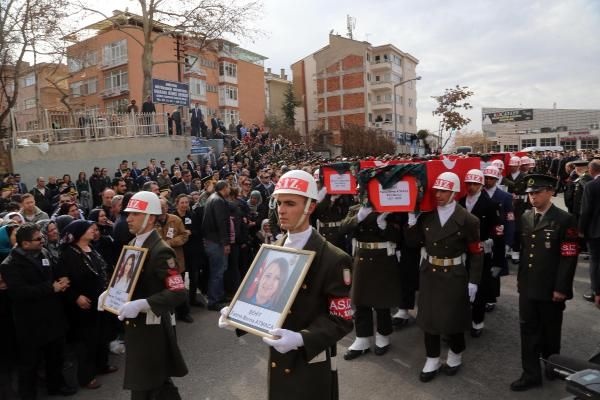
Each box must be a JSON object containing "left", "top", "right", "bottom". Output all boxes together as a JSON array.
[
  {"left": 127, "top": 199, "right": 148, "bottom": 211},
  {"left": 379, "top": 181, "right": 411, "bottom": 206},
  {"left": 329, "top": 173, "right": 351, "bottom": 192},
  {"left": 229, "top": 300, "right": 281, "bottom": 333},
  {"left": 275, "top": 177, "right": 309, "bottom": 192}
]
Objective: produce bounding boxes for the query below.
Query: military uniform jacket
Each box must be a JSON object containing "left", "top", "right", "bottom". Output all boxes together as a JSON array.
[
  {"left": 405, "top": 204, "right": 483, "bottom": 334},
  {"left": 312, "top": 194, "right": 354, "bottom": 249},
  {"left": 123, "top": 230, "right": 188, "bottom": 391},
  {"left": 573, "top": 173, "right": 593, "bottom": 218},
  {"left": 340, "top": 205, "right": 401, "bottom": 308},
  {"left": 268, "top": 229, "right": 353, "bottom": 400},
  {"left": 517, "top": 204, "right": 579, "bottom": 300}
]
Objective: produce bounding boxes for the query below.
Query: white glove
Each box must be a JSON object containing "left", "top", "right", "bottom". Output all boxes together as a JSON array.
[
  {"left": 316, "top": 186, "right": 327, "bottom": 202},
  {"left": 97, "top": 290, "right": 108, "bottom": 312},
  {"left": 376, "top": 212, "right": 390, "bottom": 230},
  {"left": 357, "top": 206, "right": 373, "bottom": 223},
  {"left": 218, "top": 306, "right": 235, "bottom": 331},
  {"left": 262, "top": 328, "right": 304, "bottom": 354},
  {"left": 408, "top": 212, "right": 420, "bottom": 226},
  {"left": 483, "top": 238, "right": 494, "bottom": 254},
  {"left": 491, "top": 267, "right": 502, "bottom": 278},
  {"left": 468, "top": 283, "right": 478, "bottom": 303},
  {"left": 118, "top": 299, "right": 150, "bottom": 321}
]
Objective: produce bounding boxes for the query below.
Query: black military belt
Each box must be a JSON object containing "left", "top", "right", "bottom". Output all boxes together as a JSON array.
[
  {"left": 427, "top": 255, "right": 462, "bottom": 267},
  {"left": 321, "top": 221, "right": 341, "bottom": 228},
  {"left": 356, "top": 241, "right": 388, "bottom": 250}
]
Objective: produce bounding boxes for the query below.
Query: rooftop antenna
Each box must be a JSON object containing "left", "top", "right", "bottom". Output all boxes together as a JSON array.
[{"left": 347, "top": 15, "right": 356, "bottom": 40}]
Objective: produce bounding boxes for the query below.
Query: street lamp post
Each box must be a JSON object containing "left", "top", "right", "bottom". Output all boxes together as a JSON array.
[{"left": 393, "top": 76, "right": 421, "bottom": 150}]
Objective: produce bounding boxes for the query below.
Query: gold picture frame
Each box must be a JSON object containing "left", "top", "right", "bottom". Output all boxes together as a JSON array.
[
  {"left": 102, "top": 245, "right": 148, "bottom": 315},
  {"left": 224, "top": 244, "right": 316, "bottom": 338}
]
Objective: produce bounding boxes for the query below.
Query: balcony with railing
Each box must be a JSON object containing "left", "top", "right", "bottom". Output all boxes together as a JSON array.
[
  {"left": 100, "top": 84, "right": 129, "bottom": 98},
  {"left": 99, "top": 55, "right": 128, "bottom": 70},
  {"left": 218, "top": 74, "right": 238, "bottom": 85},
  {"left": 371, "top": 100, "right": 393, "bottom": 111},
  {"left": 219, "top": 96, "right": 238, "bottom": 107}
]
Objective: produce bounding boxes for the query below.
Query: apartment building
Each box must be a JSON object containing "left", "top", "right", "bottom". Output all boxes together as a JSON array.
[
  {"left": 291, "top": 34, "right": 419, "bottom": 144},
  {"left": 65, "top": 10, "right": 267, "bottom": 128},
  {"left": 7, "top": 62, "right": 69, "bottom": 131},
  {"left": 265, "top": 68, "right": 291, "bottom": 120},
  {"left": 482, "top": 107, "right": 600, "bottom": 151}
]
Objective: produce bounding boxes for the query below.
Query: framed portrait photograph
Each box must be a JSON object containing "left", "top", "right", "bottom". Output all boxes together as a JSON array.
[
  {"left": 224, "top": 244, "right": 316, "bottom": 338},
  {"left": 102, "top": 246, "right": 148, "bottom": 315}
]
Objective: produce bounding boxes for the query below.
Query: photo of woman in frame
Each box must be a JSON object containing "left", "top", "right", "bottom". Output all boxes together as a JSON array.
[
  {"left": 112, "top": 252, "right": 137, "bottom": 293},
  {"left": 103, "top": 246, "right": 147, "bottom": 314},
  {"left": 243, "top": 257, "right": 290, "bottom": 311}
]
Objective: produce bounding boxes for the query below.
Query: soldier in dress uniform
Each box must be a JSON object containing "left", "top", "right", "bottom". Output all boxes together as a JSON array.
[
  {"left": 505, "top": 156, "right": 531, "bottom": 264},
  {"left": 571, "top": 159, "right": 593, "bottom": 224},
  {"left": 458, "top": 169, "right": 505, "bottom": 337},
  {"left": 482, "top": 165, "right": 515, "bottom": 311},
  {"left": 510, "top": 174, "right": 579, "bottom": 392},
  {"left": 99, "top": 191, "right": 188, "bottom": 400},
  {"left": 339, "top": 202, "right": 402, "bottom": 360},
  {"left": 219, "top": 169, "right": 353, "bottom": 400},
  {"left": 405, "top": 172, "right": 483, "bottom": 382},
  {"left": 312, "top": 169, "right": 355, "bottom": 252}
]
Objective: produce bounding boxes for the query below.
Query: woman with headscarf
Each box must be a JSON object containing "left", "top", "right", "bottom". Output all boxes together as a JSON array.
[
  {"left": 55, "top": 220, "right": 116, "bottom": 390},
  {"left": 37, "top": 219, "right": 61, "bottom": 265},
  {"left": 3, "top": 212, "right": 24, "bottom": 226},
  {"left": 87, "top": 208, "right": 117, "bottom": 272}
]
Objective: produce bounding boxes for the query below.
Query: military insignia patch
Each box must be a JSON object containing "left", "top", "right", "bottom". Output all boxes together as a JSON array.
[
  {"left": 560, "top": 242, "right": 578, "bottom": 257},
  {"left": 343, "top": 268, "right": 351, "bottom": 286},
  {"left": 165, "top": 269, "right": 185, "bottom": 291},
  {"left": 527, "top": 178, "right": 535, "bottom": 187},
  {"left": 329, "top": 297, "right": 352, "bottom": 320}
]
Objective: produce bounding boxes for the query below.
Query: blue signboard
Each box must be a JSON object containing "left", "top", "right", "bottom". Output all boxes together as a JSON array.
[
  {"left": 152, "top": 79, "right": 189, "bottom": 107},
  {"left": 191, "top": 137, "right": 210, "bottom": 156}
]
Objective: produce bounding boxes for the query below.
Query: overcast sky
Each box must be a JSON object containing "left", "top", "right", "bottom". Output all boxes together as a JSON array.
[{"left": 84, "top": 0, "right": 600, "bottom": 134}]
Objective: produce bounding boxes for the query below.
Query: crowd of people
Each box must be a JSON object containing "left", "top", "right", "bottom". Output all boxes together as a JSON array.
[{"left": 0, "top": 136, "right": 599, "bottom": 398}]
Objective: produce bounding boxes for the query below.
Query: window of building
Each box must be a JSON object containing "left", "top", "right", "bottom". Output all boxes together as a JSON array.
[
  {"left": 384, "top": 94, "right": 392, "bottom": 102},
  {"left": 104, "top": 69, "right": 128, "bottom": 90},
  {"left": 368, "top": 113, "right": 372, "bottom": 122},
  {"left": 23, "top": 98, "right": 36, "bottom": 109},
  {"left": 580, "top": 138, "right": 599, "bottom": 150},
  {"left": 23, "top": 73, "right": 36, "bottom": 87},
  {"left": 560, "top": 139, "right": 577, "bottom": 151},
  {"left": 504, "top": 144, "right": 518, "bottom": 152},
  {"left": 392, "top": 54, "right": 402, "bottom": 66},
  {"left": 392, "top": 73, "right": 401, "bottom": 83},
  {"left": 220, "top": 85, "right": 238, "bottom": 100},
  {"left": 222, "top": 109, "right": 239, "bottom": 126},
  {"left": 375, "top": 75, "right": 381, "bottom": 82},
  {"left": 102, "top": 39, "right": 127, "bottom": 66},
  {"left": 490, "top": 144, "right": 501, "bottom": 152},
  {"left": 366, "top": 53, "right": 371, "bottom": 61},
  {"left": 105, "top": 98, "right": 128, "bottom": 114},
  {"left": 219, "top": 61, "right": 237, "bottom": 78},
  {"left": 408, "top": 98, "right": 413, "bottom": 108},
  {"left": 367, "top": 93, "right": 371, "bottom": 101},
  {"left": 384, "top": 113, "right": 392, "bottom": 122},
  {"left": 70, "top": 78, "right": 97, "bottom": 97},
  {"left": 521, "top": 139, "right": 536, "bottom": 148},
  {"left": 206, "top": 84, "right": 218, "bottom": 93},
  {"left": 189, "top": 78, "right": 206, "bottom": 97},
  {"left": 366, "top": 73, "right": 371, "bottom": 82},
  {"left": 408, "top": 117, "right": 413, "bottom": 126},
  {"left": 199, "top": 57, "right": 218, "bottom": 69},
  {"left": 540, "top": 138, "right": 556, "bottom": 146},
  {"left": 185, "top": 55, "right": 203, "bottom": 73},
  {"left": 591, "top": 123, "right": 599, "bottom": 129},
  {"left": 396, "top": 114, "right": 403, "bottom": 124}
]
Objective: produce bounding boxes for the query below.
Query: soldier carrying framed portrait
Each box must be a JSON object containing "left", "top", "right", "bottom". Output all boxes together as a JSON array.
[{"left": 102, "top": 245, "right": 148, "bottom": 315}]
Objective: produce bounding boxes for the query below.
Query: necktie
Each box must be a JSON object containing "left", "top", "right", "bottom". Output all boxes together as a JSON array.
[{"left": 534, "top": 213, "right": 541, "bottom": 226}]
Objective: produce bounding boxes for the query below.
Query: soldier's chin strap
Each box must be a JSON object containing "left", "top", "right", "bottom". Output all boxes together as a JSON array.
[{"left": 133, "top": 214, "right": 151, "bottom": 235}]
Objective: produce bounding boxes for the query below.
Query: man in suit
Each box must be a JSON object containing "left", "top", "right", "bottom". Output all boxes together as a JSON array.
[
  {"left": 13, "top": 174, "right": 27, "bottom": 194},
  {"left": 190, "top": 104, "right": 203, "bottom": 137},
  {"left": 405, "top": 172, "right": 483, "bottom": 382},
  {"left": 210, "top": 114, "right": 218, "bottom": 138},
  {"left": 219, "top": 169, "right": 353, "bottom": 400},
  {"left": 459, "top": 169, "right": 505, "bottom": 337},
  {"left": 0, "top": 223, "right": 73, "bottom": 398},
  {"left": 29, "top": 177, "right": 52, "bottom": 215},
  {"left": 183, "top": 154, "right": 196, "bottom": 173},
  {"left": 171, "top": 170, "right": 193, "bottom": 198},
  {"left": 510, "top": 174, "right": 579, "bottom": 392},
  {"left": 579, "top": 159, "right": 600, "bottom": 304},
  {"left": 101, "top": 191, "right": 188, "bottom": 399}
]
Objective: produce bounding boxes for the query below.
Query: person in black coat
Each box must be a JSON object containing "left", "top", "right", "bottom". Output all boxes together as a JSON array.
[
  {"left": 579, "top": 159, "right": 600, "bottom": 304},
  {"left": 190, "top": 104, "right": 203, "bottom": 137},
  {"left": 0, "top": 223, "right": 73, "bottom": 398},
  {"left": 171, "top": 170, "right": 194, "bottom": 198}
]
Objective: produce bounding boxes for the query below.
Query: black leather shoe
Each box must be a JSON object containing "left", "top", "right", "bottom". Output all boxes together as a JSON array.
[
  {"left": 443, "top": 363, "right": 461, "bottom": 376},
  {"left": 470, "top": 328, "right": 483, "bottom": 338},
  {"left": 343, "top": 349, "right": 370, "bottom": 360},
  {"left": 392, "top": 317, "right": 411, "bottom": 328},
  {"left": 485, "top": 303, "right": 496, "bottom": 312},
  {"left": 510, "top": 376, "right": 542, "bottom": 391},
  {"left": 374, "top": 344, "right": 390, "bottom": 356},
  {"left": 419, "top": 368, "right": 439, "bottom": 383},
  {"left": 177, "top": 314, "right": 194, "bottom": 323},
  {"left": 583, "top": 292, "right": 595, "bottom": 302}
]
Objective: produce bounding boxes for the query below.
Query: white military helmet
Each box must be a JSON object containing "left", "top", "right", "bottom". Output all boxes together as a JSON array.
[
  {"left": 509, "top": 156, "right": 521, "bottom": 166},
  {"left": 432, "top": 172, "right": 461, "bottom": 192},
  {"left": 464, "top": 169, "right": 484, "bottom": 185},
  {"left": 520, "top": 156, "right": 531, "bottom": 165},
  {"left": 273, "top": 169, "right": 319, "bottom": 200},
  {"left": 526, "top": 157, "right": 536, "bottom": 166},
  {"left": 491, "top": 159, "right": 505, "bottom": 170},
  {"left": 124, "top": 191, "right": 162, "bottom": 215},
  {"left": 483, "top": 165, "right": 501, "bottom": 179}
]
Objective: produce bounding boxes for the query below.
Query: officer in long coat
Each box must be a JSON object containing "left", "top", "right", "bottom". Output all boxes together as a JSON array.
[
  {"left": 100, "top": 191, "right": 188, "bottom": 400},
  {"left": 510, "top": 174, "right": 579, "bottom": 392},
  {"left": 405, "top": 172, "right": 483, "bottom": 382},
  {"left": 339, "top": 203, "right": 402, "bottom": 359},
  {"left": 504, "top": 156, "right": 531, "bottom": 264},
  {"left": 219, "top": 170, "right": 353, "bottom": 400},
  {"left": 459, "top": 169, "right": 505, "bottom": 337}
]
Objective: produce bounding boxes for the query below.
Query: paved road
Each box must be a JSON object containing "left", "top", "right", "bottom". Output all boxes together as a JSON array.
[{"left": 41, "top": 195, "right": 599, "bottom": 400}]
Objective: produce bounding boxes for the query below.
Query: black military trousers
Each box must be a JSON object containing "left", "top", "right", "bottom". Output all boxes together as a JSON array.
[
  {"left": 354, "top": 306, "right": 392, "bottom": 337},
  {"left": 518, "top": 296, "right": 565, "bottom": 381},
  {"left": 130, "top": 378, "right": 181, "bottom": 400},
  {"left": 424, "top": 332, "right": 465, "bottom": 358}
]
